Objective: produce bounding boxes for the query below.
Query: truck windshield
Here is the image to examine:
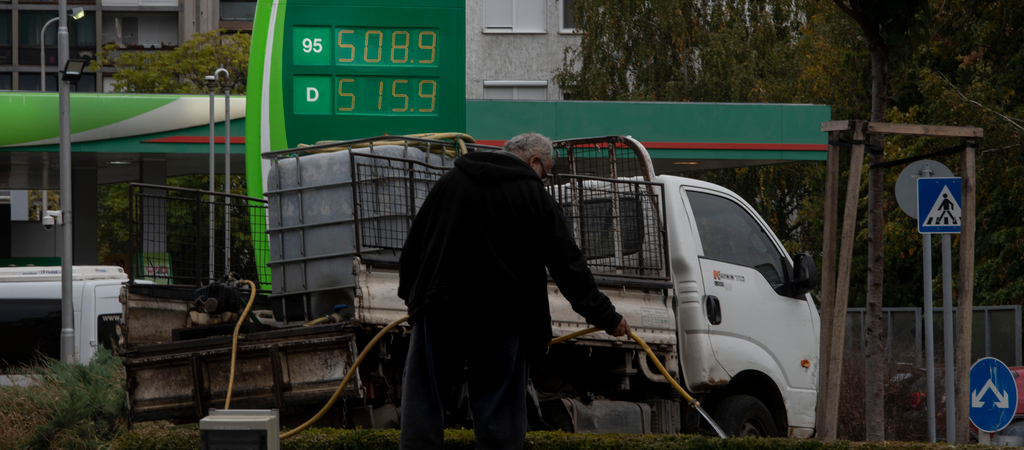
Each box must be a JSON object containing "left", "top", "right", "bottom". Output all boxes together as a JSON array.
[{"left": 687, "top": 191, "right": 786, "bottom": 291}]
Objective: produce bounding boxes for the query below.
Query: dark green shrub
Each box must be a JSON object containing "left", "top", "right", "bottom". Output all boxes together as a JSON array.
[{"left": 0, "top": 348, "right": 128, "bottom": 450}]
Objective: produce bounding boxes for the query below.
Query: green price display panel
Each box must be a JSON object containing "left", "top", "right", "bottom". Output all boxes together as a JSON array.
[
  {"left": 280, "top": 0, "right": 464, "bottom": 146},
  {"left": 294, "top": 76, "right": 439, "bottom": 116},
  {"left": 293, "top": 26, "right": 439, "bottom": 67}
]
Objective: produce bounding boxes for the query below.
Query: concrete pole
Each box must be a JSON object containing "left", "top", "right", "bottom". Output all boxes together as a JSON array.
[{"left": 58, "top": 0, "right": 74, "bottom": 364}]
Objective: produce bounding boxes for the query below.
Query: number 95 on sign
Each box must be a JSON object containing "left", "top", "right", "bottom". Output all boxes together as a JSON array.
[{"left": 294, "top": 76, "right": 438, "bottom": 116}]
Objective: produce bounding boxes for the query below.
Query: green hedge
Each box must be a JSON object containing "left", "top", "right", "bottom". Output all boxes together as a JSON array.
[{"left": 111, "top": 427, "right": 980, "bottom": 450}]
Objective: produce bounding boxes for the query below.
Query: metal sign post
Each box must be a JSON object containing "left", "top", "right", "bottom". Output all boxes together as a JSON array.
[
  {"left": 918, "top": 176, "right": 962, "bottom": 443},
  {"left": 896, "top": 160, "right": 955, "bottom": 442}
]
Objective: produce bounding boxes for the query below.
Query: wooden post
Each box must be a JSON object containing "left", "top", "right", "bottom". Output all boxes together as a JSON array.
[
  {"left": 955, "top": 139, "right": 976, "bottom": 444},
  {"left": 815, "top": 131, "right": 840, "bottom": 440},
  {"left": 823, "top": 121, "right": 866, "bottom": 440}
]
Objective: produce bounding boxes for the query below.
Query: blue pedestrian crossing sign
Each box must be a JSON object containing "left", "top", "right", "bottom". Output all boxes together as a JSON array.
[
  {"left": 970, "top": 357, "right": 1018, "bottom": 433},
  {"left": 918, "top": 177, "right": 962, "bottom": 234}
]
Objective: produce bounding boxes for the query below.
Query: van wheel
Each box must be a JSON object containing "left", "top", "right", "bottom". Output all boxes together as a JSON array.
[{"left": 711, "top": 395, "right": 778, "bottom": 438}]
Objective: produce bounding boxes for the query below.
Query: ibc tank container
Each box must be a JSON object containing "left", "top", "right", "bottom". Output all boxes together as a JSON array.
[{"left": 265, "top": 144, "right": 457, "bottom": 323}]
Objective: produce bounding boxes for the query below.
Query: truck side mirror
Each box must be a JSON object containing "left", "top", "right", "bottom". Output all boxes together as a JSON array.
[{"left": 791, "top": 253, "right": 818, "bottom": 297}]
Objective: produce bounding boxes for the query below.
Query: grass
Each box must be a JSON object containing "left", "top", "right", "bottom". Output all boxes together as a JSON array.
[{"left": 0, "top": 348, "right": 128, "bottom": 450}]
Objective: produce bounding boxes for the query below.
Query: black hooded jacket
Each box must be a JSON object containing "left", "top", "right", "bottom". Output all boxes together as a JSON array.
[{"left": 398, "top": 151, "right": 622, "bottom": 350}]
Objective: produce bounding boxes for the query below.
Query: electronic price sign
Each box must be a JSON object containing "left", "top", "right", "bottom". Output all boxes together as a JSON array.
[{"left": 246, "top": 0, "right": 466, "bottom": 198}]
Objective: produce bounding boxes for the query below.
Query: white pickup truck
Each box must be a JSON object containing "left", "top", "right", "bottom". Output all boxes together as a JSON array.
[{"left": 119, "top": 135, "right": 819, "bottom": 438}]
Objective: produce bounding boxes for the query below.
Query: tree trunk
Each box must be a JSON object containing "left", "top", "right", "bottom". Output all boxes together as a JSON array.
[{"left": 863, "top": 41, "right": 888, "bottom": 442}]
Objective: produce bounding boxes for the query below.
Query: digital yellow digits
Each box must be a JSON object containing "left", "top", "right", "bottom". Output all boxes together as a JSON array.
[
  {"left": 337, "top": 30, "right": 354, "bottom": 62},
  {"left": 391, "top": 31, "right": 409, "bottom": 64},
  {"left": 338, "top": 79, "right": 355, "bottom": 111},
  {"left": 365, "top": 30, "right": 383, "bottom": 63},
  {"left": 418, "top": 80, "right": 436, "bottom": 113},
  {"left": 418, "top": 31, "right": 436, "bottom": 64},
  {"left": 392, "top": 80, "right": 409, "bottom": 112}
]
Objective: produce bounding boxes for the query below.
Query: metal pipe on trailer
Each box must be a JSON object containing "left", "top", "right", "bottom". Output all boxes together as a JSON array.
[
  {"left": 206, "top": 75, "right": 218, "bottom": 281},
  {"left": 214, "top": 68, "right": 232, "bottom": 276}
]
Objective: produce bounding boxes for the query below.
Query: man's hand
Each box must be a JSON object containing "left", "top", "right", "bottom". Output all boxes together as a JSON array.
[{"left": 609, "top": 318, "right": 631, "bottom": 337}]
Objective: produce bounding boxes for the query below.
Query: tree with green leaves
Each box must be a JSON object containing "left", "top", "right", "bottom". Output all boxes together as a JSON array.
[{"left": 88, "top": 29, "right": 250, "bottom": 94}]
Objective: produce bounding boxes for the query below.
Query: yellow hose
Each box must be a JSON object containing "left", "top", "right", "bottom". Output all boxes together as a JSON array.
[
  {"left": 303, "top": 316, "right": 330, "bottom": 327},
  {"left": 277, "top": 319, "right": 701, "bottom": 439},
  {"left": 279, "top": 314, "right": 411, "bottom": 439},
  {"left": 223, "top": 280, "right": 257, "bottom": 410}
]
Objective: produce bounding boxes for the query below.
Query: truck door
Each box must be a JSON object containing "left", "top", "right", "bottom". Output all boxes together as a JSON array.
[{"left": 683, "top": 189, "right": 817, "bottom": 394}]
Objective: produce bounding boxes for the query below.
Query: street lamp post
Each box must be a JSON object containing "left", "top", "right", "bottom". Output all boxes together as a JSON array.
[
  {"left": 57, "top": 0, "right": 74, "bottom": 364},
  {"left": 40, "top": 8, "right": 83, "bottom": 92}
]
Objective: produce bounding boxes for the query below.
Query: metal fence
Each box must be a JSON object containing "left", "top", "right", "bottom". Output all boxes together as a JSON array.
[
  {"left": 129, "top": 183, "right": 270, "bottom": 289},
  {"left": 845, "top": 305, "right": 1022, "bottom": 366}
]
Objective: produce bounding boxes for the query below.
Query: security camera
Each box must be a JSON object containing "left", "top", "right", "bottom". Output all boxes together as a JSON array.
[{"left": 43, "top": 211, "right": 63, "bottom": 230}]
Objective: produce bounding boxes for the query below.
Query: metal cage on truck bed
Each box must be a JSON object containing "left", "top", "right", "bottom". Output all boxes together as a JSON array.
[
  {"left": 262, "top": 135, "right": 669, "bottom": 322},
  {"left": 128, "top": 183, "right": 271, "bottom": 290}
]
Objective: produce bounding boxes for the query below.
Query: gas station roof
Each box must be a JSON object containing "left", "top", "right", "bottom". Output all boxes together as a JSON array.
[{"left": 0, "top": 92, "right": 829, "bottom": 190}]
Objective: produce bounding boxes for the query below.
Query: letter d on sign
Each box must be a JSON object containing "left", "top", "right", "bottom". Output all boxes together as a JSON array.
[{"left": 307, "top": 87, "right": 319, "bottom": 102}]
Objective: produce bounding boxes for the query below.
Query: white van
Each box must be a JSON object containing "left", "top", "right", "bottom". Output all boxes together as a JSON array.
[{"left": 0, "top": 266, "right": 128, "bottom": 374}]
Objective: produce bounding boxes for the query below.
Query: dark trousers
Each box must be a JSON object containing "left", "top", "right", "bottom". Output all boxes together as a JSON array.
[{"left": 399, "top": 314, "right": 529, "bottom": 450}]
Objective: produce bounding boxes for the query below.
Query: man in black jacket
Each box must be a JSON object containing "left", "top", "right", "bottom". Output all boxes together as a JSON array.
[{"left": 398, "top": 132, "right": 630, "bottom": 450}]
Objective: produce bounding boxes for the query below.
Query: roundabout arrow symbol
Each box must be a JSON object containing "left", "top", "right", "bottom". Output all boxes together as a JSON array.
[{"left": 972, "top": 379, "right": 1010, "bottom": 409}]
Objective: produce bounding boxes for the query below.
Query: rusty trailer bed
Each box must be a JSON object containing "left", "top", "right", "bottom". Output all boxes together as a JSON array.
[{"left": 123, "top": 322, "right": 361, "bottom": 422}]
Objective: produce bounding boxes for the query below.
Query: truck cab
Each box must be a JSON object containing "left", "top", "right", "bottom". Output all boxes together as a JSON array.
[{"left": 662, "top": 175, "right": 820, "bottom": 437}]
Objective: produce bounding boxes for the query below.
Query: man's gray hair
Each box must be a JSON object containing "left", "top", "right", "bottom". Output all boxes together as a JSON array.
[{"left": 502, "top": 132, "right": 553, "bottom": 165}]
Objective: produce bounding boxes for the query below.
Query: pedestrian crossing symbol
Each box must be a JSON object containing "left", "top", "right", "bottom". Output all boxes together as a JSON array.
[{"left": 918, "top": 177, "right": 962, "bottom": 234}]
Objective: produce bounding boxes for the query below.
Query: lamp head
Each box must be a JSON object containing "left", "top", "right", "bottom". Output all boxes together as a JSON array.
[
  {"left": 61, "top": 59, "right": 87, "bottom": 83},
  {"left": 70, "top": 7, "right": 85, "bottom": 20}
]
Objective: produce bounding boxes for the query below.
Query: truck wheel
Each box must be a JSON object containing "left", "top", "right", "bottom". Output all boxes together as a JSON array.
[{"left": 712, "top": 395, "right": 778, "bottom": 438}]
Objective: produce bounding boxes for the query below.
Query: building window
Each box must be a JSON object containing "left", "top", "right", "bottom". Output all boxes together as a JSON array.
[
  {"left": 19, "top": 11, "right": 57, "bottom": 66},
  {"left": 19, "top": 73, "right": 58, "bottom": 92},
  {"left": 483, "top": 80, "right": 547, "bottom": 100},
  {"left": 0, "top": 73, "right": 12, "bottom": 90},
  {"left": 221, "top": 0, "right": 257, "bottom": 22},
  {"left": 18, "top": 12, "right": 95, "bottom": 65},
  {"left": 76, "top": 73, "right": 96, "bottom": 92},
  {"left": 484, "top": 0, "right": 546, "bottom": 33},
  {"left": 1, "top": 11, "right": 12, "bottom": 65},
  {"left": 101, "top": 13, "right": 178, "bottom": 47},
  {"left": 559, "top": 0, "right": 575, "bottom": 32}
]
